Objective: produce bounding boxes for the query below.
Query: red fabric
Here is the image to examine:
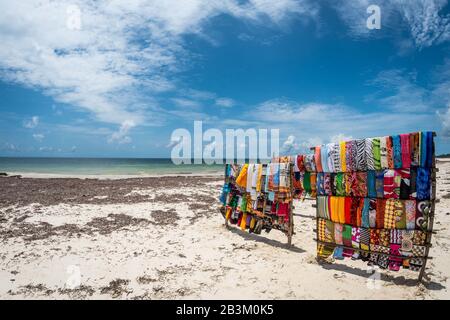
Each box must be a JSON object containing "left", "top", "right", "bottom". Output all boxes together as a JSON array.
[
  {"left": 315, "top": 146, "right": 323, "bottom": 172},
  {"left": 344, "top": 197, "right": 352, "bottom": 225},
  {"left": 400, "top": 134, "right": 411, "bottom": 169}
]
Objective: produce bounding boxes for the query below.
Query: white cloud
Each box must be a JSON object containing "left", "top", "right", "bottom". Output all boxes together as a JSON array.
[
  {"left": 367, "top": 69, "right": 431, "bottom": 112},
  {"left": 334, "top": 0, "right": 450, "bottom": 48},
  {"left": 23, "top": 116, "right": 39, "bottom": 128},
  {"left": 39, "top": 146, "right": 54, "bottom": 152},
  {"left": 0, "top": 0, "right": 317, "bottom": 141},
  {"left": 215, "top": 97, "right": 235, "bottom": 108},
  {"left": 171, "top": 98, "right": 201, "bottom": 109},
  {"left": 108, "top": 120, "right": 135, "bottom": 144},
  {"left": 32, "top": 133, "right": 45, "bottom": 142},
  {"left": 330, "top": 133, "right": 353, "bottom": 143}
]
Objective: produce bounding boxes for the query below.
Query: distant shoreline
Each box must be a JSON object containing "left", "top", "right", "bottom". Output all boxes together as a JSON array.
[{"left": 0, "top": 171, "right": 223, "bottom": 179}]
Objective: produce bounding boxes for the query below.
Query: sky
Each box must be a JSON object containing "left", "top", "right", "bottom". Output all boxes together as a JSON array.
[{"left": 0, "top": 0, "right": 450, "bottom": 158}]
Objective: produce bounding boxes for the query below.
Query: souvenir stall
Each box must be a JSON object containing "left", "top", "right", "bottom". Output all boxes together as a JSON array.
[{"left": 312, "top": 132, "right": 436, "bottom": 281}]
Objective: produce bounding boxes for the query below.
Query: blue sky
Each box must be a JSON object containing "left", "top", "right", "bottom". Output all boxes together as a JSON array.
[{"left": 0, "top": 0, "right": 450, "bottom": 157}]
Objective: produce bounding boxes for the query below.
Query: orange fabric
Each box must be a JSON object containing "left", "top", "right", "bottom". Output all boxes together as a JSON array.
[{"left": 315, "top": 146, "right": 323, "bottom": 172}]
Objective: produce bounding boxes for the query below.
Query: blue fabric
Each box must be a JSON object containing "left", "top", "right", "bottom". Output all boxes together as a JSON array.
[
  {"left": 416, "top": 167, "right": 431, "bottom": 200},
  {"left": 393, "top": 135, "right": 402, "bottom": 169},
  {"left": 367, "top": 170, "right": 377, "bottom": 198},
  {"left": 362, "top": 198, "right": 370, "bottom": 228},
  {"left": 333, "top": 247, "right": 344, "bottom": 260},
  {"left": 317, "top": 172, "right": 325, "bottom": 196},
  {"left": 321, "top": 145, "right": 329, "bottom": 172}
]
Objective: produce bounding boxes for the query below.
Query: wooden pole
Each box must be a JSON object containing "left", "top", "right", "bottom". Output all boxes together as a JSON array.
[{"left": 288, "top": 160, "right": 294, "bottom": 246}]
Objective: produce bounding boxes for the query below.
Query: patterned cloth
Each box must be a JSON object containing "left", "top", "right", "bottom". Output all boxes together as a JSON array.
[
  {"left": 361, "top": 198, "right": 370, "bottom": 228},
  {"left": 330, "top": 143, "right": 341, "bottom": 172},
  {"left": 375, "top": 170, "right": 384, "bottom": 198},
  {"left": 304, "top": 154, "right": 316, "bottom": 172},
  {"left": 383, "top": 169, "right": 400, "bottom": 199},
  {"left": 354, "top": 172, "right": 368, "bottom": 197},
  {"left": 376, "top": 199, "right": 386, "bottom": 228},
  {"left": 367, "top": 170, "right": 377, "bottom": 198},
  {"left": 326, "top": 143, "right": 335, "bottom": 173},
  {"left": 386, "top": 136, "right": 394, "bottom": 169},
  {"left": 404, "top": 200, "right": 416, "bottom": 230},
  {"left": 372, "top": 138, "right": 381, "bottom": 170},
  {"left": 400, "top": 133, "right": 411, "bottom": 169},
  {"left": 416, "top": 200, "right": 431, "bottom": 231},
  {"left": 410, "top": 132, "right": 420, "bottom": 167},
  {"left": 365, "top": 138, "right": 375, "bottom": 170},
  {"left": 416, "top": 167, "right": 431, "bottom": 200},
  {"left": 384, "top": 199, "right": 396, "bottom": 229},
  {"left": 317, "top": 196, "right": 330, "bottom": 220},
  {"left": 356, "top": 139, "right": 367, "bottom": 171},
  {"left": 317, "top": 172, "right": 325, "bottom": 196},
  {"left": 398, "top": 168, "right": 411, "bottom": 200},
  {"left": 369, "top": 198, "right": 377, "bottom": 228},
  {"left": 324, "top": 173, "right": 332, "bottom": 195},
  {"left": 314, "top": 146, "right": 323, "bottom": 172},
  {"left": 392, "top": 135, "right": 402, "bottom": 169},
  {"left": 340, "top": 141, "right": 347, "bottom": 172},
  {"left": 334, "top": 173, "right": 345, "bottom": 196},
  {"left": 346, "top": 141, "right": 357, "bottom": 172},
  {"left": 321, "top": 144, "right": 329, "bottom": 173},
  {"left": 380, "top": 137, "right": 388, "bottom": 169}
]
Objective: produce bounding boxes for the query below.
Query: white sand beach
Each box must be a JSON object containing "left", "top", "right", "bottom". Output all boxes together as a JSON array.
[{"left": 0, "top": 163, "right": 449, "bottom": 300}]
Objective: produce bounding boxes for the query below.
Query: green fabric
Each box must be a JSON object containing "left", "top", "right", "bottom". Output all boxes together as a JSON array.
[
  {"left": 303, "top": 171, "right": 311, "bottom": 193},
  {"left": 335, "top": 173, "right": 345, "bottom": 196},
  {"left": 372, "top": 138, "right": 381, "bottom": 170}
]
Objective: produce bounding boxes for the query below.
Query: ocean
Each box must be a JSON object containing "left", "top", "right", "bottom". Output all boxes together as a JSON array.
[{"left": 0, "top": 157, "right": 225, "bottom": 176}]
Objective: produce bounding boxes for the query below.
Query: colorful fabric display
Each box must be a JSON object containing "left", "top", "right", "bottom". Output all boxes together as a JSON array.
[
  {"left": 334, "top": 172, "right": 345, "bottom": 196},
  {"left": 365, "top": 138, "right": 375, "bottom": 170},
  {"left": 400, "top": 134, "right": 411, "bottom": 169},
  {"left": 332, "top": 143, "right": 341, "bottom": 172},
  {"left": 410, "top": 132, "right": 420, "bottom": 166},
  {"left": 326, "top": 143, "right": 336, "bottom": 173},
  {"left": 386, "top": 136, "right": 394, "bottom": 169}
]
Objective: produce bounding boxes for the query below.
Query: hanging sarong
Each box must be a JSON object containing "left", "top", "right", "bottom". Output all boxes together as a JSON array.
[
  {"left": 340, "top": 141, "right": 347, "bottom": 172},
  {"left": 386, "top": 136, "right": 394, "bottom": 169},
  {"left": 380, "top": 136, "right": 388, "bottom": 169},
  {"left": 392, "top": 135, "right": 402, "bottom": 169},
  {"left": 372, "top": 138, "right": 381, "bottom": 170},
  {"left": 365, "top": 138, "right": 375, "bottom": 170},
  {"left": 356, "top": 139, "right": 367, "bottom": 171},
  {"left": 315, "top": 146, "right": 323, "bottom": 172},
  {"left": 400, "top": 134, "right": 411, "bottom": 169}
]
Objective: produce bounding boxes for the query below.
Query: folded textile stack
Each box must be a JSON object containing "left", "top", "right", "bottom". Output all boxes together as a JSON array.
[
  {"left": 219, "top": 157, "right": 296, "bottom": 235},
  {"left": 314, "top": 131, "right": 435, "bottom": 273}
]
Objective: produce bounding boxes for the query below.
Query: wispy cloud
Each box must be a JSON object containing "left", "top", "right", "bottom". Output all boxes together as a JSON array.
[
  {"left": 23, "top": 116, "right": 39, "bottom": 129},
  {"left": 215, "top": 97, "right": 235, "bottom": 108},
  {"left": 32, "top": 133, "right": 45, "bottom": 142}
]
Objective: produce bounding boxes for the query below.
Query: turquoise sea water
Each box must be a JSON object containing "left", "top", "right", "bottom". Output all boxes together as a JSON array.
[{"left": 0, "top": 157, "right": 224, "bottom": 176}]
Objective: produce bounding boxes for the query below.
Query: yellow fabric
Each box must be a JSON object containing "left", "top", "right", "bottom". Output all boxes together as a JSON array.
[
  {"left": 340, "top": 141, "right": 346, "bottom": 172},
  {"left": 240, "top": 213, "right": 247, "bottom": 230},
  {"left": 330, "top": 196, "right": 339, "bottom": 223},
  {"left": 256, "top": 164, "right": 263, "bottom": 192},
  {"left": 337, "top": 197, "right": 346, "bottom": 224},
  {"left": 225, "top": 207, "right": 232, "bottom": 220},
  {"left": 235, "top": 164, "right": 248, "bottom": 188},
  {"left": 250, "top": 217, "right": 256, "bottom": 229}
]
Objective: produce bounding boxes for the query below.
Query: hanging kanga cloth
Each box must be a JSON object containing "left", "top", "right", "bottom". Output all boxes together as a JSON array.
[
  {"left": 315, "top": 146, "right": 323, "bottom": 172},
  {"left": 344, "top": 172, "right": 352, "bottom": 196},
  {"left": 235, "top": 164, "right": 249, "bottom": 189},
  {"left": 360, "top": 227, "right": 370, "bottom": 251},
  {"left": 346, "top": 140, "right": 356, "bottom": 172},
  {"left": 392, "top": 135, "right": 402, "bottom": 169},
  {"left": 416, "top": 200, "right": 431, "bottom": 231},
  {"left": 278, "top": 161, "right": 290, "bottom": 194},
  {"left": 329, "top": 196, "right": 340, "bottom": 223},
  {"left": 383, "top": 169, "right": 400, "bottom": 199},
  {"left": 416, "top": 167, "right": 431, "bottom": 200},
  {"left": 356, "top": 139, "right": 367, "bottom": 171},
  {"left": 340, "top": 141, "right": 347, "bottom": 172},
  {"left": 376, "top": 199, "right": 386, "bottom": 228},
  {"left": 304, "top": 154, "right": 315, "bottom": 172},
  {"left": 389, "top": 230, "right": 402, "bottom": 271},
  {"left": 354, "top": 172, "right": 368, "bottom": 197},
  {"left": 317, "top": 196, "right": 330, "bottom": 220},
  {"left": 365, "top": 138, "right": 375, "bottom": 170},
  {"left": 324, "top": 173, "right": 332, "bottom": 195},
  {"left": 356, "top": 198, "right": 363, "bottom": 227},
  {"left": 330, "top": 173, "right": 337, "bottom": 196},
  {"left": 420, "top": 131, "right": 434, "bottom": 168},
  {"left": 380, "top": 137, "right": 388, "bottom": 169},
  {"left": 351, "top": 227, "right": 361, "bottom": 250},
  {"left": 334, "top": 223, "right": 344, "bottom": 245},
  {"left": 386, "top": 136, "right": 394, "bottom": 169},
  {"left": 317, "top": 172, "right": 325, "bottom": 196},
  {"left": 361, "top": 198, "right": 370, "bottom": 228},
  {"left": 321, "top": 145, "right": 329, "bottom": 173},
  {"left": 303, "top": 171, "right": 312, "bottom": 194},
  {"left": 375, "top": 170, "right": 384, "bottom": 198},
  {"left": 398, "top": 168, "right": 411, "bottom": 200},
  {"left": 334, "top": 172, "right": 345, "bottom": 196},
  {"left": 332, "top": 143, "right": 341, "bottom": 172},
  {"left": 342, "top": 224, "right": 353, "bottom": 257},
  {"left": 348, "top": 172, "right": 358, "bottom": 197},
  {"left": 344, "top": 197, "right": 352, "bottom": 224},
  {"left": 372, "top": 137, "right": 382, "bottom": 170},
  {"left": 310, "top": 173, "right": 317, "bottom": 197},
  {"left": 326, "top": 143, "right": 336, "bottom": 173},
  {"left": 410, "top": 167, "right": 417, "bottom": 199},
  {"left": 246, "top": 163, "right": 255, "bottom": 194},
  {"left": 337, "top": 196, "right": 346, "bottom": 224},
  {"left": 394, "top": 199, "right": 406, "bottom": 229},
  {"left": 317, "top": 218, "right": 335, "bottom": 258},
  {"left": 369, "top": 198, "right": 377, "bottom": 228},
  {"left": 410, "top": 132, "right": 420, "bottom": 166},
  {"left": 367, "top": 170, "right": 377, "bottom": 198},
  {"left": 384, "top": 199, "right": 397, "bottom": 229},
  {"left": 350, "top": 197, "right": 359, "bottom": 226},
  {"left": 404, "top": 200, "right": 416, "bottom": 230},
  {"left": 400, "top": 134, "right": 411, "bottom": 169}
]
